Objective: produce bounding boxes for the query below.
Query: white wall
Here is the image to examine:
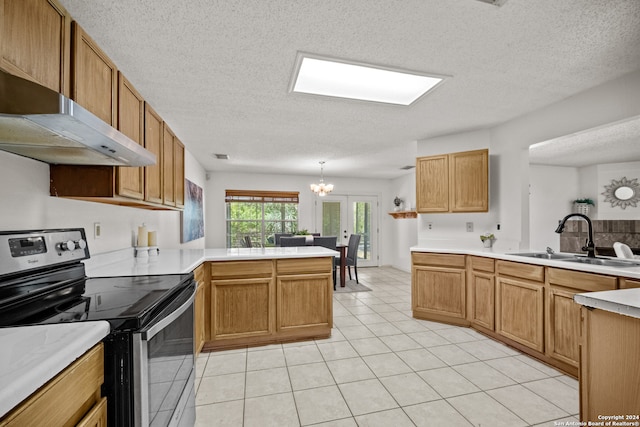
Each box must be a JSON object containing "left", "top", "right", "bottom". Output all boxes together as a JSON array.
[
  {"left": 529, "top": 165, "right": 578, "bottom": 251},
  {"left": 204, "top": 171, "right": 393, "bottom": 265},
  {"left": 388, "top": 172, "right": 418, "bottom": 272},
  {"left": 417, "top": 69, "right": 640, "bottom": 252},
  {"left": 0, "top": 149, "right": 207, "bottom": 254}
]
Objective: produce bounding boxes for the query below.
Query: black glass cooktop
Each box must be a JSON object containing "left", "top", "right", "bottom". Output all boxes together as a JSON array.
[{"left": 0, "top": 273, "right": 192, "bottom": 330}]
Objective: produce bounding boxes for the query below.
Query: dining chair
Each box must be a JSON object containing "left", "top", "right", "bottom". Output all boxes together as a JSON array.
[
  {"left": 613, "top": 242, "right": 636, "bottom": 259},
  {"left": 240, "top": 235, "right": 252, "bottom": 248},
  {"left": 279, "top": 236, "right": 306, "bottom": 247},
  {"left": 274, "top": 233, "right": 293, "bottom": 246},
  {"left": 314, "top": 236, "right": 338, "bottom": 289},
  {"left": 337, "top": 234, "right": 361, "bottom": 284}
]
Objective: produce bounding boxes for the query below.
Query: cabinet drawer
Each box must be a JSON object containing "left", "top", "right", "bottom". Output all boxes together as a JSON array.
[
  {"left": 211, "top": 260, "right": 273, "bottom": 280},
  {"left": 497, "top": 260, "right": 544, "bottom": 282},
  {"left": 412, "top": 252, "right": 465, "bottom": 269},
  {"left": 548, "top": 268, "right": 616, "bottom": 292},
  {"left": 469, "top": 256, "right": 494, "bottom": 273},
  {"left": 276, "top": 257, "right": 332, "bottom": 275},
  {"left": 619, "top": 278, "right": 640, "bottom": 289},
  {"left": 1, "top": 343, "right": 104, "bottom": 427}
]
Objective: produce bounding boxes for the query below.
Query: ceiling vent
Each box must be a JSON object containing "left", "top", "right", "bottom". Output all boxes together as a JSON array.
[
  {"left": 474, "top": 0, "right": 508, "bottom": 6},
  {"left": 213, "top": 153, "right": 230, "bottom": 160},
  {"left": 400, "top": 165, "right": 415, "bottom": 170}
]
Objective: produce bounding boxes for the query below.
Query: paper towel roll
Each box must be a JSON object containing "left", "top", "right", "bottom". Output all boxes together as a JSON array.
[
  {"left": 148, "top": 230, "right": 157, "bottom": 246},
  {"left": 137, "top": 225, "right": 148, "bottom": 247}
]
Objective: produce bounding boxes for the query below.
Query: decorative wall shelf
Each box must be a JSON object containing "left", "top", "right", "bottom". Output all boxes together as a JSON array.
[{"left": 388, "top": 211, "right": 417, "bottom": 219}]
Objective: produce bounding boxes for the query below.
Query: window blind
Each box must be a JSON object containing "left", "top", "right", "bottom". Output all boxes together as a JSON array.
[{"left": 225, "top": 190, "right": 299, "bottom": 203}]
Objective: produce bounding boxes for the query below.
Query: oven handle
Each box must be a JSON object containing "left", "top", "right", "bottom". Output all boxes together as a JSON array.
[{"left": 143, "top": 286, "right": 195, "bottom": 340}]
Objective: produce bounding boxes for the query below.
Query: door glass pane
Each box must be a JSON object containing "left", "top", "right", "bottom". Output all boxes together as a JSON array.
[
  {"left": 353, "top": 202, "right": 372, "bottom": 261},
  {"left": 322, "top": 201, "right": 341, "bottom": 237}
]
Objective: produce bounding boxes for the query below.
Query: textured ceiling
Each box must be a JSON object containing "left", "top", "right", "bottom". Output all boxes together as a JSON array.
[
  {"left": 57, "top": 0, "right": 640, "bottom": 178},
  {"left": 529, "top": 115, "right": 640, "bottom": 167}
]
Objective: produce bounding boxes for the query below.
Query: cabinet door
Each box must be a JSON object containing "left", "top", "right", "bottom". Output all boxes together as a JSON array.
[
  {"left": 412, "top": 265, "right": 466, "bottom": 319},
  {"left": 211, "top": 278, "right": 273, "bottom": 339},
  {"left": 1, "top": 0, "right": 71, "bottom": 95},
  {"left": 546, "top": 287, "right": 580, "bottom": 367},
  {"left": 162, "top": 123, "right": 176, "bottom": 206},
  {"left": 449, "top": 149, "right": 488, "bottom": 212},
  {"left": 116, "top": 72, "right": 144, "bottom": 199},
  {"left": 496, "top": 276, "right": 544, "bottom": 351},
  {"left": 174, "top": 137, "right": 185, "bottom": 208},
  {"left": 194, "top": 283, "right": 205, "bottom": 356},
  {"left": 76, "top": 397, "right": 107, "bottom": 427},
  {"left": 71, "top": 23, "right": 117, "bottom": 126},
  {"left": 144, "top": 104, "right": 163, "bottom": 203},
  {"left": 277, "top": 273, "right": 332, "bottom": 331},
  {"left": 416, "top": 155, "right": 449, "bottom": 213},
  {"left": 470, "top": 270, "right": 495, "bottom": 330}
]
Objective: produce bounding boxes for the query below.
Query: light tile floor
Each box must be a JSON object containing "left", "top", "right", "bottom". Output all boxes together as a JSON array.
[{"left": 195, "top": 267, "right": 580, "bottom": 426}]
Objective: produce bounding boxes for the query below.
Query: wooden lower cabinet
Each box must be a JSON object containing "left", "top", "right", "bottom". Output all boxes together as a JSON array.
[
  {"left": 204, "top": 257, "right": 333, "bottom": 351},
  {"left": 0, "top": 343, "right": 105, "bottom": 426},
  {"left": 546, "top": 268, "right": 616, "bottom": 371},
  {"left": 468, "top": 257, "right": 495, "bottom": 330},
  {"left": 412, "top": 253, "right": 467, "bottom": 325},
  {"left": 496, "top": 276, "right": 544, "bottom": 352},
  {"left": 580, "top": 307, "right": 640, "bottom": 421},
  {"left": 620, "top": 278, "right": 640, "bottom": 289},
  {"left": 193, "top": 263, "right": 208, "bottom": 357}
]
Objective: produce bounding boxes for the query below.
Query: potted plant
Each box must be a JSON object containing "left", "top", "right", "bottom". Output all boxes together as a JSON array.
[
  {"left": 480, "top": 232, "right": 495, "bottom": 248},
  {"left": 294, "top": 229, "right": 309, "bottom": 236},
  {"left": 573, "top": 198, "right": 595, "bottom": 216}
]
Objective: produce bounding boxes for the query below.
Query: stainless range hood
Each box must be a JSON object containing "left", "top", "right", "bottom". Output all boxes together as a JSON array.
[{"left": 0, "top": 70, "right": 156, "bottom": 167}]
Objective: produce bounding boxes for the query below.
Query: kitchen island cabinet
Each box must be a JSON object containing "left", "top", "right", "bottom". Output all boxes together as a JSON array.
[
  {"left": 205, "top": 256, "right": 334, "bottom": 350},
  {"left": 575, "top": 289, "right": 640, "bottom": 421}
]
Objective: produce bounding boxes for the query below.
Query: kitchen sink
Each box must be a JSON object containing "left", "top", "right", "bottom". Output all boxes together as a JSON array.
[
  {"left": 509, "top": 252, "right": 576, "bottom": 260},
  {"left": 559, "top": 257, "right": 640, "bottom": 268}
]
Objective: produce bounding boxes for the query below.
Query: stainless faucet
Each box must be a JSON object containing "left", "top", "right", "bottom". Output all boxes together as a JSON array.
[{"left": 555, "top": 213, "right": 596, "bottom": 258}]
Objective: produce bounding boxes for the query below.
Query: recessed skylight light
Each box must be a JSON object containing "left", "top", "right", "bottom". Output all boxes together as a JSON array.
[{"left": 291, "top": 54, "right": 446, "bottom": 106}]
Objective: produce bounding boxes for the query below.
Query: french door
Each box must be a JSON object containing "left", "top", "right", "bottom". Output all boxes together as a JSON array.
[{"left": 315, "top": 195, "right": 378, "bottom": 267}]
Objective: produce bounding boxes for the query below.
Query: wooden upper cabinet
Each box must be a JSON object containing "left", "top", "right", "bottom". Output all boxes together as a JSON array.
[
  {"left": 71, "top": 22, "right": 117, "bottom": 126},
  {"left": 416, "top": 155, "right": 449, "bottom": 213},
  {"left": 449, "top": 149, "right": 488, "bottom": 212},
  {"left": 0, "top": 0, "right": 71, "bottom": 95},
  {"left": 116, "top": 72, "right": 144, "bottom": 200},
  {"left": 162, "top": 123, "right": 176, "bottom": 206},
  {"left": 174, "top": 137, "right": 185, "bottom": 208},
  {"left": 144, "top": 104, "right": 163, "bottom": 204},
  {"left": 416, "top": 149, "right": 488, "bottom": 213}
]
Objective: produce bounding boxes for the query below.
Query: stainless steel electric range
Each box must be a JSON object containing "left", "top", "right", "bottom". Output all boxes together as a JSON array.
[{"left": 0, "top": 228, "right": 196, "bottom": 427}]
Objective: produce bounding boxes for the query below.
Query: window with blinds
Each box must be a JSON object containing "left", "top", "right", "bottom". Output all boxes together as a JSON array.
[{"left": 225, "top": 190, "right": 299, "bottom": 248}]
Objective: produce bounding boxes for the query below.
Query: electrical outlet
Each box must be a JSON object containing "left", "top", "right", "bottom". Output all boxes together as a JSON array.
[
  {"left": 497, "top": 223, "right": 501, "bottom": 231},
  {"left": 94, "top": 222, "right": 101, "bottom": 239},
  {"left": 466, "top": 222, "right": 474, "bottom": 232},
  {"left": 427, "top": 222, "right": 433, "bottom": 230}
]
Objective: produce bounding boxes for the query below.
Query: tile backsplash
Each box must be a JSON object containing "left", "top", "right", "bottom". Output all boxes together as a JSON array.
[{"left": 560, "top": 220, "right": 640, "bottom": 256}]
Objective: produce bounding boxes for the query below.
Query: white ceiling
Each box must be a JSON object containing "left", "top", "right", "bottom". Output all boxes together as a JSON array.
[{"left": 57, "top": 0, "right": 640, "bottom": 179}]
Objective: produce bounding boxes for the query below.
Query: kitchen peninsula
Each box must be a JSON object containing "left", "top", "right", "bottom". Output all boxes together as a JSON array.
[{"left": 85, "top": 246, "right": 338, "bottom": 351}]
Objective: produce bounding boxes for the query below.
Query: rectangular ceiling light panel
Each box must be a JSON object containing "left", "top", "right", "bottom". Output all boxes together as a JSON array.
[{"left": 292, "top": 55, "right": 445, "bottom": 106}]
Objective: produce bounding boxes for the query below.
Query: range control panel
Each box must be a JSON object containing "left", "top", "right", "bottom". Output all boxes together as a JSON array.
[{"left": 0, "top": 228, "right": 89, "bottom": 276}]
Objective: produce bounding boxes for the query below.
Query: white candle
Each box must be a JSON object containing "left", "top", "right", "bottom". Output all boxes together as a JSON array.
[
  {"left": 148, "top": 230, "right": 157, "bottom": 246},
  {"left": 137, "top": 225, "right": 148, "bottom": 247}
]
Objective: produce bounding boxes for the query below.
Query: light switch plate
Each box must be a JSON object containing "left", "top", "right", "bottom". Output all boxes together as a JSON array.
[
  {"left": 94, "top": 222, "right": 101, "bottom": 239},
  {"left": 466, "top": 222, "right": 474, "bottom": 232}
]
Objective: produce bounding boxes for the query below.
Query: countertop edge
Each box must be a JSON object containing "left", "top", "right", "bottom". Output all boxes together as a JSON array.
[
  {"left": 410, "top": 246, "right": 640, "bottom": 280},
  {"left": 0, "top": 321, "right": 111, "bottom": 419}
]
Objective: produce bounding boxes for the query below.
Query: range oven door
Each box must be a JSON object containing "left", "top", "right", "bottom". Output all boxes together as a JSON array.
[{"left": 133, "top": 281, "right": 196, "bottom": 427}]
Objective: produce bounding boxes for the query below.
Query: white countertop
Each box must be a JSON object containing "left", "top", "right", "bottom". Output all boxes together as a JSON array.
[
  {"left": 410, "top": 246, "right": 640, "bottom": 280},
  {"left": 0, "top": 321, "right": 110, "bottom": 419},
  {"left": 574, "top": 288, "right": 640, "bottom": 319},
  {"left": 84, "top": 246, "right": 339, "bottom": 277}
]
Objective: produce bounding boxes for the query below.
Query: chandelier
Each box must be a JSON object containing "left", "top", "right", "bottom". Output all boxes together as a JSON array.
[{"left": 310, "top": 161, "right": 334, "bottom": 197}]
